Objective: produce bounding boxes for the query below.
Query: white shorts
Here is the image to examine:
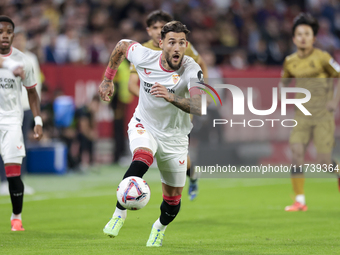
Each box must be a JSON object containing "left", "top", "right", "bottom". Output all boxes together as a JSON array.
[
  {"left": 0, "top": 127, "right": 25, "bottom": 164},
  {"left": 128, "top": 117, "right": 188, "bottom": 187}
]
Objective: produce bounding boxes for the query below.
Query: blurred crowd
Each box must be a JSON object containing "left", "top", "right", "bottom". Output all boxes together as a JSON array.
[{"left": 1, "top": 0, "right": 340, "bottom": 69}]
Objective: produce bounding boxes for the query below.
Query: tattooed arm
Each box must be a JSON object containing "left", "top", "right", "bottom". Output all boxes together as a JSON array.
[
  {"left": 150, "top": 82, "right": 202, "bottom": 115},
  {"left": 98, "top": 39, "right": 137, "bottom": 101}
]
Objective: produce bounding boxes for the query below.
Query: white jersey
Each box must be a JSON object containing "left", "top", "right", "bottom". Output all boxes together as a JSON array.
[
  {"left": 126, "top": 42, "right": 202, "bottom": 139},
  {"left": 0, "top": 47, "right": 37, "bottom": 129}
]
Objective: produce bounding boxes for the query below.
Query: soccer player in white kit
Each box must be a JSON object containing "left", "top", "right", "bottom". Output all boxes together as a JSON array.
[
  {"left": 99, "top": 21, "right": 203, "bottom": 247},
  {"left": 0, "top": 16, "right": 43, "bottom": 231}
]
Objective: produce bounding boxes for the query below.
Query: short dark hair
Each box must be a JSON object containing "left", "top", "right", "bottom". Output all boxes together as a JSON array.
[
  {"left": 161, "top": 21, "right": 190, "bottom": 40},
  {"left": 292, "top": 13, "right": 319, "bottom": 36},
  {"left": 146, "top": 10, "right": 173, "bottom": 27},
  {"left": 0, "top": 15, "right": 15, "bottom": 30}
]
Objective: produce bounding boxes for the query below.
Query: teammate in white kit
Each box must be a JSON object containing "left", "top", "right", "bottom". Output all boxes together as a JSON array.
[
  {"left": 99, "top": 21, "right": 203, "bottom": 247},
  {"left": 0, "top": 16, "right": 43, "bottom": 231}
]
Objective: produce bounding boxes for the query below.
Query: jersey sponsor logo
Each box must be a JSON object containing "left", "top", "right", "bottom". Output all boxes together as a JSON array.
[
  {"left": 329, "top": 58, "right": 340, "bottom": 72},
  {"left": 143, "top": 81, "right": 175, "bottom": 94},
  {"left": 144, "top": 68, "right": 151, "bottom": 76},
  {"left": 172, "top": 74, "right": 180, "bottom": 84},
  {"left": 143, "top": 81, "right": 153, "bottom": 93},
  {"left": 137, "top": 129, "right": 145, "bottom": 135},
  {"left": 0, "top": 84, "right": 14, "bottom": 89},
  {"left": 0, "top": 77, "right": 15, "bottom": 89},
  {"left": 0, "top": 78, "right": 15, "bottom": 83},
  {"left": 179, "top": 160, "right": 185, "bottom": 165},
  {"left": 167, "top": 88, "right": 175, "bottom": 93}
]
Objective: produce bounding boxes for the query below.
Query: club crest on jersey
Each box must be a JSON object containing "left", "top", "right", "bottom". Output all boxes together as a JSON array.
[
  {"left": 172, "top": 74, "right": 180, "bottom": 84},
  {"left": 137, "top": 129, "right": 145, "bottom": 135}
]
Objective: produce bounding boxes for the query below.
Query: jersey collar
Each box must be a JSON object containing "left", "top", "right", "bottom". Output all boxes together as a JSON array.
[{"left": 0, "top": 47, "right": 13, "bottom": 57}]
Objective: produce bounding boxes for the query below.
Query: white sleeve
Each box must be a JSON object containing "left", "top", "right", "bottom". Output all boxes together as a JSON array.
[
  {"left": 126, "top": 43, "right": 150, "bottom": 68},
  {"left": 22, "top": 58, "right": 37, "bottom": 89}
]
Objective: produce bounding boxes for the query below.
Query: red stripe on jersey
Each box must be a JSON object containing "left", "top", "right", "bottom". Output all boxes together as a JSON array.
[
  {"left": 159, "top": 54, "right": 174, "bottom": 73},
  {"left": 25, "top": 83, "right": 37, "bottom": 89},
  {"left": 126, "top": 42, "right": 139, "bottom": 59},
  {"left": 0, "top": 47, "right": 13, "bottom": 57}
]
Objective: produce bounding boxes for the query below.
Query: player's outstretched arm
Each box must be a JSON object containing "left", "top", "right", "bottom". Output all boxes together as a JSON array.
[
  {"left": 98, "top": 39, "right": 137, "bottom": 101},
  {"left": 150, "top": 82, "right": 202, "bottom": 115},
  {"left": 27, "top": 87, "right": 43, "bottom": 140}
]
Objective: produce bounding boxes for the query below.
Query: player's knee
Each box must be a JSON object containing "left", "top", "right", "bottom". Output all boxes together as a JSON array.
[
  {"left": 5, "top": 164, "right": 21, "bottom": 178},
  {"left": 132, "top": 148, "right": 154, "bottom": 167}
]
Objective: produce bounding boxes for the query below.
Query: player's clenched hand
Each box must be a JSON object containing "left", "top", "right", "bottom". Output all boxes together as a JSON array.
[
  {"left": 150, "top": 82, "right": 174, "bottom": 102},
  {"left": 33, "top": 125, "right": 43, "bottom": 140},
  {"left": 12, "top": 66, "right": 25, "bottom": 79},
  {"left": 326, "top": 99, "right": 337, "bottom": 112},
  {"left": 98, "top": 79, "right": 114, "bottom": 102}
]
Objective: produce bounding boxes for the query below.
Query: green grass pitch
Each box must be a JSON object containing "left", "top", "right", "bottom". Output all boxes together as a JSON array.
[{"left": 0, "top": 165, "right": 339, "bottom": 254}]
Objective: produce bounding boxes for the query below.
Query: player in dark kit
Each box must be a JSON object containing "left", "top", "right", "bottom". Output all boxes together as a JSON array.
[{"left": 280, "top": 13, "right": 340, "bottom": 211}]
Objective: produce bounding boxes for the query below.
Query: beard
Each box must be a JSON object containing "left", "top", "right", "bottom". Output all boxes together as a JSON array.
[{"left": 165, "top": 52, "right": 183, "bottom": 70}]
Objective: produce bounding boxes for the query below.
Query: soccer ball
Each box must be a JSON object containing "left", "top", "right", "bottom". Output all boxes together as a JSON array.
[{"left": 116, "top": 176, "right": 151, "bottom": 210}]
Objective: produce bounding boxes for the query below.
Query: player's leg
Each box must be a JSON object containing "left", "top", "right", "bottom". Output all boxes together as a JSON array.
[
  {"left": 103, "top": 146, "right": 155, "bottom": 237},
  {"left": 186, "top": 134, "right": 198, "bottom": 200},
  {"left": 285, "top": 119, "right": 311, "bottom": 211},
  {"left": 1, "top": 128, "right": 26, "bottom": 230},
  {"left": 5, "top": 160, "right": 25, "bottom": 231},
  {"left": 187, "top": 154, "right": 198, "bottom": 200},
  {"left": 103, "top": 118, "right": 157, "bottom": 238},
  {"left": 147, "top": 173, "right": 185, "bottom": 247},
  {"left": 147, "top": 138, "right": 187, "bottom": 247},
  {"left": 114, "top": 147, "right": 154, "bottom": 211},
  {"left": 285, "top": 143, "right": 308, "bottom": 211}
]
